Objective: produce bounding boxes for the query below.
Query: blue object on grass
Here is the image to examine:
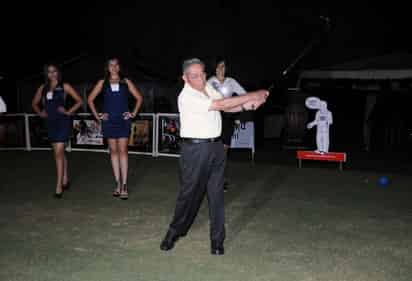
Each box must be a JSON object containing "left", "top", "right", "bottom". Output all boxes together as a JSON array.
[{"left": 378, "top": 176, "right": 390, "bottom": 187}]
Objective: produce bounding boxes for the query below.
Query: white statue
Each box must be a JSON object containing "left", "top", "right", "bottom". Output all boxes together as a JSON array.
[
  {"left": 306, "top": 97, "right": 333, "bottom": 154},
  {"left": 0, "top": 96, "right": 6, "bottom": 113}
]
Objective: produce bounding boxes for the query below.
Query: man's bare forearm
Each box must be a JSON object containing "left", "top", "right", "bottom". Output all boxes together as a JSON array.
[
  {"left": 211, "top": 94, "right": 251, "bottom": 111},
  {"left": 223, "top": 105, "right": 244, "bottom": 113},
  {"left": 222, "top": 95, "right": 267, "bottom": 112},
  {"left": 211, "top": 90, "right": 265, "bottom": 111}
]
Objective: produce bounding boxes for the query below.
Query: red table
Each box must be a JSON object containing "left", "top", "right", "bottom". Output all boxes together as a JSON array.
[{"left": 296, "top": 151, "right": 347, "bottom": 170}]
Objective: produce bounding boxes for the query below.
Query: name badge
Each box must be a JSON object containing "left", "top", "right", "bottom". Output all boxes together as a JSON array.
[
  {"left": 46, "top": 91, "right": 53, "bottom": 100},
  {"left": 110, "top": 83, "right": 120, "bottom": 92},
  {"left": 219, "top": 85, "right": 230, "bottom": 97}
]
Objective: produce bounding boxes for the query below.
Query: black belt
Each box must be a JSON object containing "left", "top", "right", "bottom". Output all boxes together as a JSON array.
[{"left": 181, "top": 137, "right": 221, "bottom": 144}]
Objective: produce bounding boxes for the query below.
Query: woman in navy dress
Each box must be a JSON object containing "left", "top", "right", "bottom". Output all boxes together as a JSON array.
[
  {"left": 88, "top": 58, "right": 143, "bottom": 199},
  {"left": 32, "top": 63, "right": 83, "bottom": 198}
]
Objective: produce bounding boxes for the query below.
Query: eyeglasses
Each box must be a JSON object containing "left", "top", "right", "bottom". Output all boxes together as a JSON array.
[{"left": 186, "top": 72, "right": 205, "bottom": 80}]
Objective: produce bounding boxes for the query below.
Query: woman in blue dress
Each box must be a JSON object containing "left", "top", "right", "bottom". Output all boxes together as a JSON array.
[
  {"left": 88, "top": 58, "right": 143, "bottom": 199},
  {"left": 32, "top": 63, "right": 83, "bottom": 198}
]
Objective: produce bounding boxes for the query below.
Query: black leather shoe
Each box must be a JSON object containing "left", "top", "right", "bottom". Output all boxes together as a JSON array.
[
  {"left": 211, "top": 245, "right": 224, "bottom": 255},
  {"left": 160, "top": 230, "right": 179, "bottom": 251},
  {"left": 223, "top": 181, "right": 229, "bottom": 192}
]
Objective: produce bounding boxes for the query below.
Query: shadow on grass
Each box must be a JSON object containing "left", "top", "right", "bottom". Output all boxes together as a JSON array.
[{"left": 225, "top": 165, "right": 290, "bottom": 247}]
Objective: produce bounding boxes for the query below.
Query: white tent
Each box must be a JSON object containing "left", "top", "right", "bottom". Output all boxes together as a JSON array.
[{"left": 298, "top": 52, "right": 412, "bottom": 87}]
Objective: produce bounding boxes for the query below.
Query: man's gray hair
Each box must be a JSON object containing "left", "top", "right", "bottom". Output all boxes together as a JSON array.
[{"left": 182, "top": 58, "right": 205, "bottom": 74}]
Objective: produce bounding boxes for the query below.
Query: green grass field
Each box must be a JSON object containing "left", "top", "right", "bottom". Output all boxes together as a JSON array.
[{"left": 1, "top": 151, "right": 411, "bottom": 281}]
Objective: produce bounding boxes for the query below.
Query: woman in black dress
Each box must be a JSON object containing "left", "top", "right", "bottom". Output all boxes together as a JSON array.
[
  {"left": 207, "top": 58, "right": 247, "bottom": 191},
  {"left": 88, "top": 58, "right": 143, "bottom": 199},
  {"left": 32, "top": 63, "right": 83, "bottom": 198}
]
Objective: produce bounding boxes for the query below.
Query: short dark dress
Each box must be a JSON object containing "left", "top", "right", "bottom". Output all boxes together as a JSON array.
[
  {"left": 101, "top": 81, "right": 131, "bottom": 139},
  {"left": 45, "top": 85, "right": 71, "bottom": 143}
]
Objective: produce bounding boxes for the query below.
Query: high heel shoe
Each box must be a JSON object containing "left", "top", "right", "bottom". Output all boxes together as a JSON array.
[
  {"left": 62, "top": 181, "right": 71, "bottom": 191},
  {"left": 54, "top": 192, "right": 63, "bottom": 199},
  {"left": 120, "top": 184, "right": 128, "bottom": 200},
  {"left": 113, "top": 181, "right": 121, "bottom": 197}
]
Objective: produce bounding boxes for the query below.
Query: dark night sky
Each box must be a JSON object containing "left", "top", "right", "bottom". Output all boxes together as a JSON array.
[{"left": 1, "top": 2, "right": 412, "bottom": 86}]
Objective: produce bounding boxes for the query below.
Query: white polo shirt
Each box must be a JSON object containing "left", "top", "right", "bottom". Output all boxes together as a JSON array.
[{"left": 178, "top": 83, "right": 223, "bottom": 139}]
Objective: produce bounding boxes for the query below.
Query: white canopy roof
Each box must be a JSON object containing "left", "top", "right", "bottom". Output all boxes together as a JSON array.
[{"left": 298, "top": 53, "right": 412, "bottom": 86}]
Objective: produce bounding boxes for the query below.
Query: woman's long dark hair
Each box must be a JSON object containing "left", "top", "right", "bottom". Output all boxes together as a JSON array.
[
  {"left": 41, "top": 63, "right": 63, "bottom": 106},
  {"left": 104, "top": 57, "right": 125, "bottom": 83},
  {"left": 43, "top": 63, "right": 63, "bottom": 92}
]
